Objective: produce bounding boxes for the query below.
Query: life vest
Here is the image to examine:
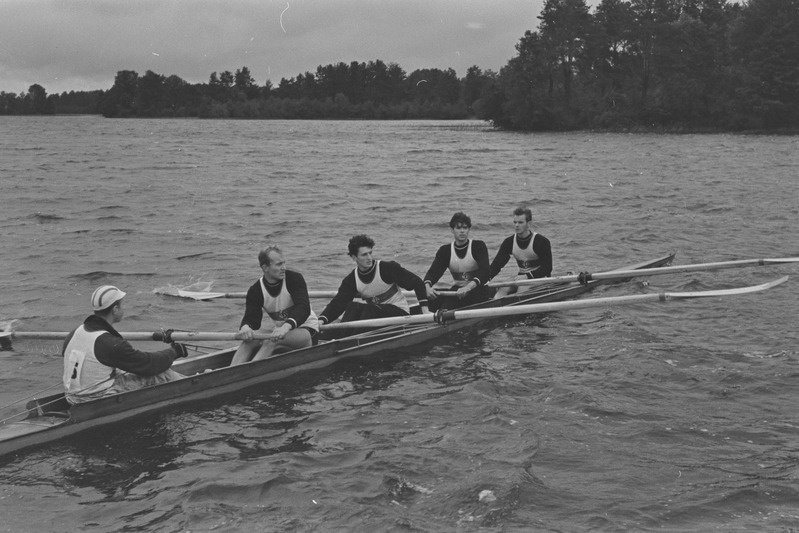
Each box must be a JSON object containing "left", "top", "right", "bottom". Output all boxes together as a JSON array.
[
  {"left": 62, "top": 325, "right": 115, "bottom": 403},
  {"left": 512, "top": 232, "right": 542, "bottom": 276},
  {"left": 449, "top": 240, "right": 479, "bottom": 287},
  {"left": 259, "top": 278, "right": 320, "bottom": 331},
  {"left": 355, "top": 260, "right": 410, "bottom": 313}
]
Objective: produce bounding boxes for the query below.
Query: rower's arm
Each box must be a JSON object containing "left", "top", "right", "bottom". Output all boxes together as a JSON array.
[
  {"left": 239, "top": 282, "right": 265, "bottom": 330},
  {"left": 319, "top": 272, "right": 357, "bottom": 323},
  {"left": 532, "top": 234, "right": 553, "bottom": 278},
  {"left": 283, "top": 271, "right": 312, "bottom": 329},
  {"left": 472, "top": 240, "right": 491, "bottom": 287},
  {"left": 489, "top": 236, "right": 514, "bottom": 280},
  {"left": 383, "top": 261, "right": 429, "bottom": 309},
  {"left": 95, "top": 334, "right": 179, "bottom": 376},
  {"left": 423, "top": 244, "right": 450, "bottom": 287}
]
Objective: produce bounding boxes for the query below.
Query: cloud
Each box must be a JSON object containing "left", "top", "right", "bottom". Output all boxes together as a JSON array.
[{"left": 0, "top": 0, "right": 542, "bottom": 94}]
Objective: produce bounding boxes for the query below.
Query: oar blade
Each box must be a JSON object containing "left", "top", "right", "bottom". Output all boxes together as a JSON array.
[
  {"left": 448, "top": 276, "right": 790, "bottom": 321},
  {"left": 154, "top": 287, "right": 232, "bottom": 300},
  {"left": 667, "top": 275, "right": 789, "bottom": 298},
  {"left": 173, "top": 290, "right": 229, "bottom": 300}
]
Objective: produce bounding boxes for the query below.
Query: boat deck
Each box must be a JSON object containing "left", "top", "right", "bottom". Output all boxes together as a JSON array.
[{"left": 1, "top": 416, "right": 68, "bottom": 439}]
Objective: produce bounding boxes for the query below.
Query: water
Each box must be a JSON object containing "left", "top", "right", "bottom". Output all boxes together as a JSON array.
[{"left": 0, "top": 116, "right": 798, "bottom": 531}]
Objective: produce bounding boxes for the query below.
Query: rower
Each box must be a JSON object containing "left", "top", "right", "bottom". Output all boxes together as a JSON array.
[
  {"left": 62, "top": 285, "right": 188, "bottom": 404},
  {"left": 489, "top": 206, "right": 553, "bottom": 298},
  {"left": 423, "top": 211, "right": 491, "bottom": 311},
  {"left": 231, "top": 246, "right": 320, "bottom": 365},
  {"left": 318, "top": 234, "right": 429, "bottom": 337}
]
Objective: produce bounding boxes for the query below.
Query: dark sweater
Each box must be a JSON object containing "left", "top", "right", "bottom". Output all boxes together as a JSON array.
[
  {"left": 320, "top": 260, "right": 427, "bottom": 323},
  {"left": 61, "top": 315, "right": 180, "bottom": 377},
  {"left": 239, "top": 270, "right": 313, "bottom": 330},
  {"left": 489, "top": 232, "right": 553, "bottom": 279},
  {"left": 423, "top": 239, "right": 490, "bottom": 287}
]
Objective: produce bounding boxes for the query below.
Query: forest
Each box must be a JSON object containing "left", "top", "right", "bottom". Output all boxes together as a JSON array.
[{"left": 1, "top": 0, "right": 796, "bottom": 131}]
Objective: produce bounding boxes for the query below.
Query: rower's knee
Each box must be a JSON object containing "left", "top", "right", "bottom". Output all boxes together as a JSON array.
[{"left": 231, "top": 340, "right": 262, "bottom": 365}]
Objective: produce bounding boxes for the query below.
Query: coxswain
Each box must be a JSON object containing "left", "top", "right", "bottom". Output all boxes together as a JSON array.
[{"left": 62, "top": 285, "right": 187, "bottom": 404}]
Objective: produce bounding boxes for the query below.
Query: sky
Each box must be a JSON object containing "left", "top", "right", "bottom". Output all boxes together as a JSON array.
[{"left": 0, "top": 0, "right": 548, "bottom": 95}]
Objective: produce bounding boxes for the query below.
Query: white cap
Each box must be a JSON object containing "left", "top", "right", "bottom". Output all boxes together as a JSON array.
[{"left": 91, "top": 285, "right": 127, "bottom": 311}]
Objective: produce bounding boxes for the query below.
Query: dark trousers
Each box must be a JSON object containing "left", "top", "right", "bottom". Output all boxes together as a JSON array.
[{"left": 428, "top": 285, "right": 490, "bottom": 312}]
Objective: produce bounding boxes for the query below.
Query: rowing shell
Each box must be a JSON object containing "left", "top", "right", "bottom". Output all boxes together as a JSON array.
[{"left": 0, "top": 253, "right": 677, "bottom": 458}]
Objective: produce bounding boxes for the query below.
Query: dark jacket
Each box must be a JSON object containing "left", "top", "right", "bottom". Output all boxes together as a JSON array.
[{"left": 61, "top": 314, "right": 180, "bottom": 377}]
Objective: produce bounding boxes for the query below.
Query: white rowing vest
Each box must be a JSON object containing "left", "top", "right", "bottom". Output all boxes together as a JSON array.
[
  {"left": 355, "top": 261, "right": 410, "bottom": 313},
  {"left": 260, "top": 278, "right": 320, "bottom": 331},
  {"left": 513, "top": 232, "right": 542, "bottom": 276},
  {"left": 62, "top": 325, "right": 115, "bottom": 402},
  {"left": 449, "top": 240, "right": 479, "bottom": 287}
]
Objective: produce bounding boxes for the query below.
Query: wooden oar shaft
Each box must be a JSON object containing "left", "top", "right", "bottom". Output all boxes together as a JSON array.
[
  {"left": 199, "top": 290, "right": 388, "bottom": 299},
  {"left": 168, "top": 289, "right": 427, "bottom": 300},
  {"left": 6, "top": 331, "right": 272, "bottom": 342},
  {"left": 490, "top": 257, "right": 799, "bottom": 288},
  {"left": 8, "top": 276, "right": 788, "bottom": 340}
]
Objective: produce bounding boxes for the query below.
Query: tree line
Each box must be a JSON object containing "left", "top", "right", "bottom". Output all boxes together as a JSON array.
[
  {"left": 0, "top": 85, "right": 105, "bottom": 115},
  {"left": 0, "top": 62, "right": 483, "bottom": 120},
  {"left": 1, "top": 0, "right": 796, "bottom": 131},
  {"left": 96, "top": 62, "right": 481, "bottom": 120},
  {"left": 481, "top": 0, "right": 799, "bottom": 131}
]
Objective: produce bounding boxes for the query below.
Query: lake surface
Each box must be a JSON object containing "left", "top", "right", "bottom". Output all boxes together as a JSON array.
[{"left": 0, "top": 116, "right": 798, "bottom": 532}]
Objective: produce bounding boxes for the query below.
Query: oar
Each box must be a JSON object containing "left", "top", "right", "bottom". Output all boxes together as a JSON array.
[
  {"left": 158, "top": 257, "right": 799, "bottom": 300},
  {"left": 322, "top": 275, "right": 789, "bottom": 330},
  {"left": 488, "top": 257, "right": 799, "bottom": 289},
  {"left": 3, "top": 330, "right": 254, "bottom": 342},
  {"left": 157, "top": 288, "right": 431, "bottom": 301},
  {"left": 10, "top": 276, "right": 787, "bottom": 341}
]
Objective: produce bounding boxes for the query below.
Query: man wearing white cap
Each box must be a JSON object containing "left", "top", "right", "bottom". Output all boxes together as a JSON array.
[{"left": 61, "top": 285, "right": 188, "bottom": 404}]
